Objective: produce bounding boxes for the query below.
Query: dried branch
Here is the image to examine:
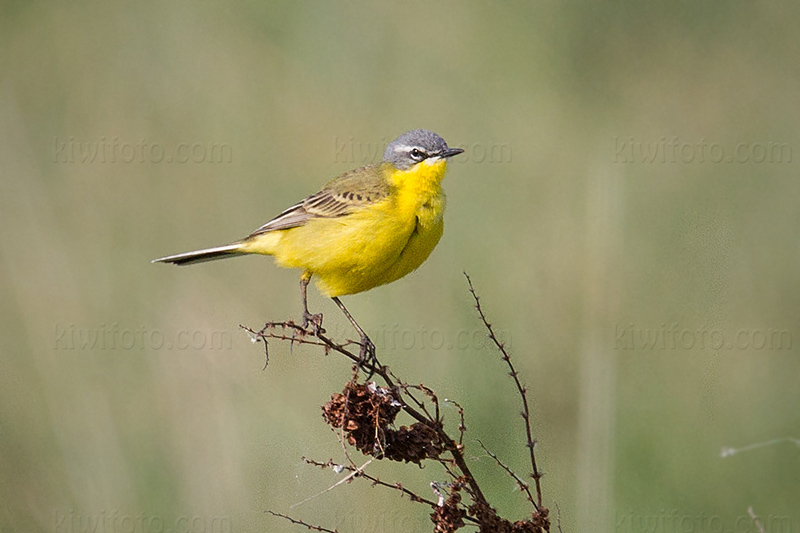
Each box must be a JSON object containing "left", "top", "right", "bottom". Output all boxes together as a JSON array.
[
  {"left": 248, "top": 272, "right": 553, "bottom": 532},
  {"left": 289, "top": 459, "right": 373, "bottom": 509},
  {"left": 302, "top": 457, "right": 440, "bottom": 508},
  {"left": 721, "top": 436, "right": 800, "bottom": 458},
  {"left": 747, "top": 506, "right": 766, "bottom": 533},
  {"left": 465, "top": 272, "right": 544, "bottom": 511},
  {"left": 242, "top": 320, "right": 490, "bottom": 507},
  {"left": 477, "top": 440, "right": 537, "bottom": 507},
  {"left": 267, "top": 511, "right": 338, "bottom": 532},
  {"left": 555, "top": 503, "right": 564, "bottom": 533},
  {"left": 444, "top": 399, "right": 466, "bottom": 447}
]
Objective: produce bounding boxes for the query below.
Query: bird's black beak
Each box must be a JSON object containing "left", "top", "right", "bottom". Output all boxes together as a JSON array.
[{"left": 440, "top": 146, "right": 465, "bottom": 158}]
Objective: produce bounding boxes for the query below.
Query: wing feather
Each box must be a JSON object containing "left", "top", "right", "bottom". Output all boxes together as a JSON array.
[{"left": 248, "top": 166, "right": 391, "bottom": 237}]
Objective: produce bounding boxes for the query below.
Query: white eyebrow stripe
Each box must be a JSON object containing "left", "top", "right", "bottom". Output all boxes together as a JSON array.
[{"left": 393, "top": 145, "right": 425, "bottom": 153}]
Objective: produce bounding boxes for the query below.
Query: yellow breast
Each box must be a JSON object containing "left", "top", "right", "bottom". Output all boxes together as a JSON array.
[{"left": 263, "top": 159, "right": 449, "bottom": 297}]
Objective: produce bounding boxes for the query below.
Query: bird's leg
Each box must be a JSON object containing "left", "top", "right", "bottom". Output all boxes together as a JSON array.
[
  {"left": 300, "top": 273, "right": 323, "bottom": 334},
  {"left": 331, "top": 296, "right": 378, "bottom": 375}
]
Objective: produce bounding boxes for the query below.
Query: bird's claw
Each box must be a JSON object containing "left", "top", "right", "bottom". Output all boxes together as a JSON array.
[
  {"left": 289, "top": 311, "right": 324, "bottom": 354},
  {"left": 302, "top": 311, "right": 324, "bottom": 335},
  {"left": 358, "top": 336, "right": 379, "bottom": 378}
]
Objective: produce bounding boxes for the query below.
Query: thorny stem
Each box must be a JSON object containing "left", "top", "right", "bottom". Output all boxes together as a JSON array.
[
  {"left": 477, "top": 439, "right": 536, "bottom": 508},
  {"left": 464, "top": 272, "right": 545, "bottom": 511},
  {"left": 267, "top": 511, "right": 338, "bottom": 532},
  {"left": 303, "top": 458, "right": 439, "bottom": 508},
  {"left": 302, "top": 459, "right": 481, "bottom": 527},
  {"left": 444, "top": 399, "right": 467, "bottom": 447},
  {"left": 556, "top": 503, "right": 564, "bottom": 533},
  {"left": 240, "top": 321, "right": 490, "bottom": 507},
  {"left": 249, "top": 274, "right": 549, "bottom": 531}
]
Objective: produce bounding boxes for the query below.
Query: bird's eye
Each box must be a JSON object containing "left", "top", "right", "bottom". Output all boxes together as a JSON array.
[{"left": 409, "top": 148, "right": 426, "bottom": 161}]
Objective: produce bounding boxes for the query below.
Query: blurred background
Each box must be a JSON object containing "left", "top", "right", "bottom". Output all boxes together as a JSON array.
[{"left": 2, "top": 1, "right": 799, "bottom": 532}]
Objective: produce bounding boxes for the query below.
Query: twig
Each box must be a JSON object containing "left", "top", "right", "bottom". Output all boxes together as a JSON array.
[
  {"left": 465, "top": 272, "right": 544, "bottom": 511},
  {"left": 748, "top": 506, "right": 766, "bottom": 533},
  {"left": 243, "top": 321, "right": 490, "bottom": 507},
  {"left": 555, "top": 502, "right": 564, "bottom": 533},
  {"left": 302, "top": 457, "right": 441, "bottom": 508},
  {"left": 477, "top": 440, "right": 536, "bottom": 508},
  {"left": 289, "top": 459, "right": 373, "bottom": 509},
  {"left": 397, "top": 382, "right": 440, "bottom": 423},
  {"left": 721, "top": 436, "right": 800, "bottom": 458},
  {"left": 248, "top": 275, "right": 551, "bottom": 531},
  {"left": 444, "top": 399, "right": 466, "bottom": 447},
  {"left": 267, "top": 510, "right": 338, "bottom": 532}
]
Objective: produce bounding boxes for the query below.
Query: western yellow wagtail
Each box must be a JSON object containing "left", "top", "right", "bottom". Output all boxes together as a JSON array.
[{"left": 153, "top": 129, "right": 463, "bottom": 363}]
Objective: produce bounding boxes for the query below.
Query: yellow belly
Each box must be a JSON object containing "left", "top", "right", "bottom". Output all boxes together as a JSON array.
[{"left": 245, "top": 197, "right": 442, "bottom": 297}]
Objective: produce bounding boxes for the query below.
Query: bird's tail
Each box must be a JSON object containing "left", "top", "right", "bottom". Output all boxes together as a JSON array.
[{"left": 152, "top": 243, "right": 246, "bottom": 266}]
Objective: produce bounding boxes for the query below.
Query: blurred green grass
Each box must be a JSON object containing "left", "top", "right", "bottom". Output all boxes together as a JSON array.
[{"left": 2, "top": 1, "right": 799, "bottom": 531}]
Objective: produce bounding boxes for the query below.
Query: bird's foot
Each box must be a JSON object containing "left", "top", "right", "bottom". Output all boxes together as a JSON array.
[
  {"left": 301, "top": 311, "right": 324, "bottom": 336},
  {"left": 358, "top": 334, "right": 379, "bottom": 378}
]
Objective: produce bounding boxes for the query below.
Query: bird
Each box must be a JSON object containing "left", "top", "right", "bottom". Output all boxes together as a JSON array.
[{"left": 153, "top": 129, "right": 463, "bottom": 365}]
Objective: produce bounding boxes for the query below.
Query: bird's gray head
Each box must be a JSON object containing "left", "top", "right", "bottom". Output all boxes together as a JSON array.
[{"left": 382, "top": 129, "right": 464, "bottom": 170}]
